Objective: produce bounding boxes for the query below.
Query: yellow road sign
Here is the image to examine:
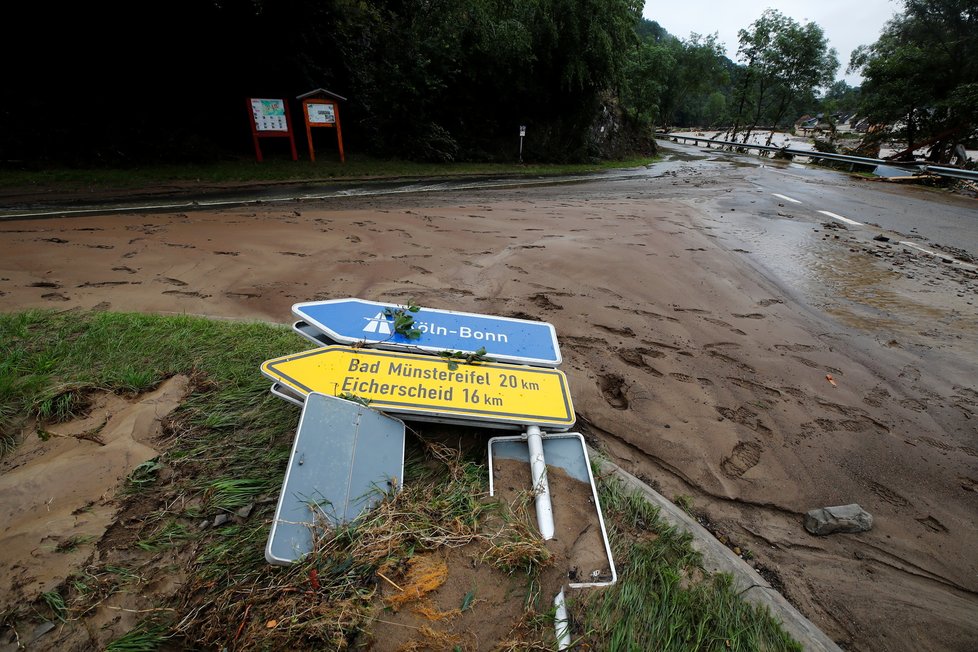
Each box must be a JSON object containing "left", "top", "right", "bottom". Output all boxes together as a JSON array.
[{"left": 261, "top": 346, "right": 575, "bottom": 429}]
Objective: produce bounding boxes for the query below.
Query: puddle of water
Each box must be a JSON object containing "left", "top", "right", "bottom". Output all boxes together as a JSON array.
[{"left": 727, "top": 215, "right": 960, "bottom": 334}]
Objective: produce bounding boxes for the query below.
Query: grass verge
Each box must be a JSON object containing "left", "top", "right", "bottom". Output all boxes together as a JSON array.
[{"left": 0, "top": 310, "right": 799, "bottom": 650}]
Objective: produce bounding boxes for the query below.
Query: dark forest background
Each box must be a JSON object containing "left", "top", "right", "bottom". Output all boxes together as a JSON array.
[
  {"left": 3, "top": 0, "right": 648, "bottom": 165},
  {"left": 3, "top": 0, "right": 973, "bottom": 167}
]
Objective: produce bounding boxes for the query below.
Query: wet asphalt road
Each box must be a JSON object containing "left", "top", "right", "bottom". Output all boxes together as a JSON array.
[{"left": 653, "top": 139, "right": 978, "bottom": 262}]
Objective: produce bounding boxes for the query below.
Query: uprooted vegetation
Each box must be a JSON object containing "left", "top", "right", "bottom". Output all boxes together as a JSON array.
[{"left": 0, "top": 310, "right": 799, "bottom": 650}]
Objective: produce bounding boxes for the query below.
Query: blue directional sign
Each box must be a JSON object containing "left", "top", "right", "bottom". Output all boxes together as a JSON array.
[{"left": 292, "top": 298, "right": 562, "bottom": 367}]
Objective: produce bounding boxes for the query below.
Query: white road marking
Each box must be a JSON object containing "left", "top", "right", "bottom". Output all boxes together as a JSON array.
[
  {"left": 772, "top": 193, "right": 802, "bottom": 204},
  {"left": 818, "top": 210, "right": 862, "bottom": 226},
  {"left": 898, "top": 241, "right": 978, "bottom": 270},
  {"left": 899, "top": 241, "right": 940, "bottom": 257}
]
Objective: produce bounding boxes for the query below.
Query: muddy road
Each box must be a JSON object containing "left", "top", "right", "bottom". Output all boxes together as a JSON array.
[{"left": 1, "top": 143, "right": 976, "bottom": 651}]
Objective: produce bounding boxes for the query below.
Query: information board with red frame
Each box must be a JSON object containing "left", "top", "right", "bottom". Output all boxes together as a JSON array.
[{"left": 247, "top": 98, "right": 298, "bottom": 162}]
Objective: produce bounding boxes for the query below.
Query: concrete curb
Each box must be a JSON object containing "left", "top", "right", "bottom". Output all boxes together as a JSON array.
[{"left": 595, "top": 457, "right": 842, "bottom": 652}]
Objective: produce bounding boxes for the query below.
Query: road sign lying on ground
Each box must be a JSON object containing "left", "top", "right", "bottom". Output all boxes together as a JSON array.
[
  {"left": 266, "top": 393, "right": 405, "bottom": 565},
  {"left": 292, "top": 298, "right": 562, "bottom": 367},
  {"left": 489, "top": 433, "right": 616, "bottom": 588},
  {"left": 260, "top": 345, "right": 575, "bottom": 429},
  {"left": 293, "top": 320, "right": 333, "bottom": 347},
  {"left": 270, "top": 382, "right": 304, "bottom": 407}
]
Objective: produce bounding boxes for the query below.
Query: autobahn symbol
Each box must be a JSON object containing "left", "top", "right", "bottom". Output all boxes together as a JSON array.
[
  {"left": 260, "top": 345, "right": 575, "bottom": 430},
  {"left": 362, "top": 312, "right": 392, "bottom": 335},
  {"left": 292, "top": 298, "right": 562, "bottom": 367}
]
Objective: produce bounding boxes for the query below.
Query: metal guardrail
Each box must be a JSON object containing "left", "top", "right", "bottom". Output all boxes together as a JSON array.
[
  {"left": 657, "top": 132, "right": 978, "bottom": 182},
  {"left": 919, "top": 165, "right": 978, "bottom": 181}
]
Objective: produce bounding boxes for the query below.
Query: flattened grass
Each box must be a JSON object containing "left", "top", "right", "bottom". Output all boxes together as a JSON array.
[{"left": 0, "top": 310, "right": 800, "bottom": 650}]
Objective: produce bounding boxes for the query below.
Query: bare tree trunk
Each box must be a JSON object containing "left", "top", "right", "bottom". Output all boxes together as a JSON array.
[
  {"left": 765, "top": 94, "right": 789, "bottom": 146},
  {"left": 905, "top": 107, "right": 916, "bottom": 160},
  {"left": 742, "top": 80, "right": 768, "bottom": 145},
  {"left": 730, "top": 69, "right": 753, "bottom": 142}
]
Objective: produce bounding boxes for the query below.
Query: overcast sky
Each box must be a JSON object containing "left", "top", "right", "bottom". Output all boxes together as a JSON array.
[{"left": 642, "top": 1, "right": 901, "bottom": 86}]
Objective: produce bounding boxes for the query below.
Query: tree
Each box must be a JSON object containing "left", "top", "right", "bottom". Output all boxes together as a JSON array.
[
  {"left": 621, "top": 20, "right": 728, "bottom": 129},
  {"left": 849, "top": 0, "right": 978, "bottom": 163},
  {"left": 3, "top": 0, "right": 645, "bottom": 164},
  {"left": 731, "top": 9, "right": 838, "bottom": 145},
  {"left": 658, "top": 34, "right": 728, "bottom": 127},
  {"left": 822, "top": 80, "right": 862, "bottom": 113}
]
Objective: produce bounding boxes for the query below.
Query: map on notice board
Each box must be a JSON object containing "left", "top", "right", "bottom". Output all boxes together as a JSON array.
[
  {"left": 308, "top": 103, "right": 336, "bottom": 125},
  {"left": 251, "top": 99, "right": 288, "bottom": 132}
]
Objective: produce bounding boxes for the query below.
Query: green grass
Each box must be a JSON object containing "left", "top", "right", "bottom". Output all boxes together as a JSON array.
[
  {"left": 571, "top": 475, "right": 801, "bottom": 651},
  {"left": 40, "top": 591, "right": 68, "bottom": 623},
  {"left": 55, "top": 535, "right": 95, "bottom": 553},
  {"left": 135, "top": 522, "right": 193, "bottom": 552},
  {"left": 1, "top": 310, "right": 799, "bottom": 650},
  {"left": 203, "top": 477, "right": 279, "bottom": 511},
  {"left": 124, "top": 458, "right": 163, "bottom": 494},
  {"left": 105, "top": 620, "right": 169, "bottom": 652},
  {"left": 0, "top": 155, "right": 657, "bottom": 194}
]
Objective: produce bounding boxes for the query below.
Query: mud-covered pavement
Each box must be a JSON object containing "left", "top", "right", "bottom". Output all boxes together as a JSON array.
[{"left": 1, "top": 145, "right": 976, "bottom": 651}]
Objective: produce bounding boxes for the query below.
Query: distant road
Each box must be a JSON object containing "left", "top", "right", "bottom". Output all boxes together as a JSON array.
[{"left": 654, "top": 138, "right": 978, "bottom": 262}]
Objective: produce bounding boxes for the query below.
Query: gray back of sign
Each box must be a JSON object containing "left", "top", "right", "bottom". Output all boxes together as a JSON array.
[{"left": 266, "top": 393, "right": 405, "bottom": 565}]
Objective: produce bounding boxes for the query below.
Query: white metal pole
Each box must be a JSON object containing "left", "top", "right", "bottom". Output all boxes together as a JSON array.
[
  {"left": 554, "top": 589, "right": 571, "bottom": 650},
  {"left": 526, "top": 425, "right": 554, "bottom": 540}
]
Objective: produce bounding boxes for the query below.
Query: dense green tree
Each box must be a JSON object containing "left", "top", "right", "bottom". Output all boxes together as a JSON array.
[
  {"left": 849, "top": 0, "right": 977, "bottom": 162},
  {"left": 822, "top": 80, "right": 862, "bottom": 114},
  {"left": 731, "top": 9, "right": 838, "bottom": 144},
  {"left": 621, "top": 21, "right": 728, "bottom": 130}
]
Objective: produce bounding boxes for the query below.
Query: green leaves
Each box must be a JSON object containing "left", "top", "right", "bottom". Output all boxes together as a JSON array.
[
  {"left": 848, "top": 0, "right": 978, "bottom": 160},
  {"left": 125, "top": 458, "right": 164, "bottom": 494},
  {"left": 337, "top": 392, "right": 372, "bottom": 407},
  {"left": 437, "top": 346, "right": 493, "bottom": 370},
  {"left": 728, "top": 8, "right": 838, "bottom": 143},
  {"left": 383, "top": 299, "right": 422, "bottom": 340}
]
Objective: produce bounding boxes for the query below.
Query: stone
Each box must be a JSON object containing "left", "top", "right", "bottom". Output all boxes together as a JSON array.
[
  {"left": 236, "top": 503, "right": 254, "bottom": 519},
  {"left": 213, "top": 513, "right": 230, "bottom": 528},
  {"left": 804, "top": 504, "right": 873, "bottom": 535}
]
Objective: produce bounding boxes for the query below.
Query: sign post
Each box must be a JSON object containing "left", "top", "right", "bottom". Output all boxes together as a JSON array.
[
  {"left": 292, "top": 298, "right": 561, "bottom": 367},
  {"left": 519, "top": 125, "right": 527, "bottom": 163},
  {"left": 297, "top": 89, "right": 348, "bottom": 163},
  {"left": 261, "top": 345, "right": 575, "bottom": 430},
  {"left": 247, "top": 98, "right": 298, "bottom": 162}
]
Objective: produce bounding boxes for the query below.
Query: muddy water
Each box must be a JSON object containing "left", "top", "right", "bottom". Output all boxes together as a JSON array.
[
  {"left": 0, "top": 376, "right": 189, "bottom": 609},
  {"left": 714, "top": 209, "right": 978, "bottom": 356}
]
